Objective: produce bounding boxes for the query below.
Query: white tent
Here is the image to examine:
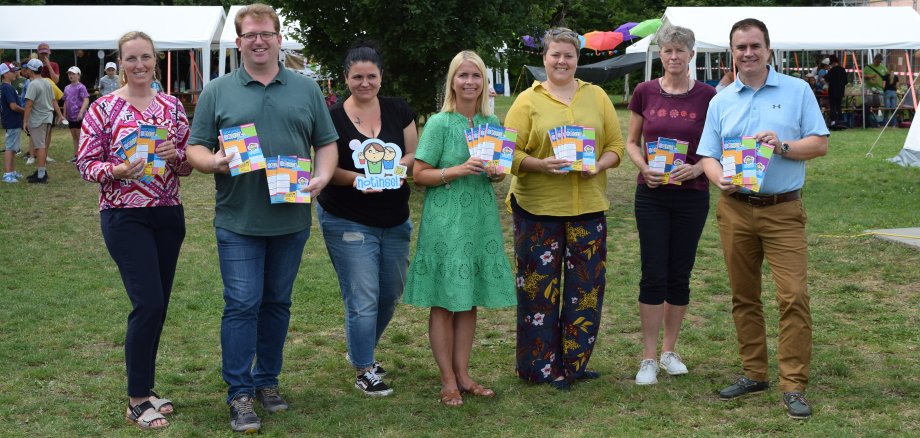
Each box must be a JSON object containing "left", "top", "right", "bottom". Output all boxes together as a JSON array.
[
  {"left": 636, "top": 6, "right": 920, "bottom": 81},
  {"left": 889, "top": 113, "right": 920, "bottom": 167},
  {"left": 218, "top": 5, "right": 304, "bottom": 77},
  {"left": 0, "top": 6, "right": 225, "bottom": 85}
]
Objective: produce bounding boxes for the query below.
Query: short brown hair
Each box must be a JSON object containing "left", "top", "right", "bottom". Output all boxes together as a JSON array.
[
  {"left": 730, "top": 18, "right": 770, "bottom": 49},
  {"left": 235, "top": 3, "right": 280, "bottom": 36},
  {"left": 542, "top": 27, "right": 580, "bottom": 56}
]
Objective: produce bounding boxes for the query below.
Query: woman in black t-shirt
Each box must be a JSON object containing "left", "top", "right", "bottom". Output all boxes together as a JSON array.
[{"left": 316, "top": 43, "right": 418, "bottom": 397}]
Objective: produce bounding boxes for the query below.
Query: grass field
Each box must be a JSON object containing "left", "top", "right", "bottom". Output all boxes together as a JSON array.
[{"left": 1, "top": 96, "right": 919, "bottom": 437}]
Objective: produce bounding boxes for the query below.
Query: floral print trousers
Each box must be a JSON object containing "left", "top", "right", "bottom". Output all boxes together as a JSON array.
[{"left": 513, "top": 212, "right": 607, "bottom": 383}]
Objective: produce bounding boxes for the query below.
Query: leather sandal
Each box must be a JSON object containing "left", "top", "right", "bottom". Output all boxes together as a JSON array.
[
  {"left": 459, "top": 383, "right": 495, "bottom": 398},
  {"left": 125, "top": 400, "right": 169, "bottom": 430},
  {"left": 149, "top": 390, "right": 174, "bottom": 415},
  {"left": 439, "top": 389, "right": 463, "bottom": 407}
]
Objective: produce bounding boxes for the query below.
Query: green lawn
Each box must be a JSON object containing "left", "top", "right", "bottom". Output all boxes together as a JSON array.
[{"left": 1, "top": 97, "right": 919, "bottom": 436}]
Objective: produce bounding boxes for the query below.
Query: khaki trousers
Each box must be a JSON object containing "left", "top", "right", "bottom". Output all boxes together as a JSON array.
[{"left": 716, "top": 194, "right": 812, "bottom": 392}]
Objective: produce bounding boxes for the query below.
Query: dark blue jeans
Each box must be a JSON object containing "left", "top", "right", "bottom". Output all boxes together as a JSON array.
[
  {"left": 215, "top": 226, "right": 310, "bottom": 403},
  {"left": 634, "top": 185, "right": 709, "bottom": 306},
  {"left": 101, "top": 205, "right": 185, "bottom": 397}
]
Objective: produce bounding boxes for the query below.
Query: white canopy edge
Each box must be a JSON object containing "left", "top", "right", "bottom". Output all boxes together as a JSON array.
[{"left": 0, "top": 6, "right": 224, "bottom": 85}]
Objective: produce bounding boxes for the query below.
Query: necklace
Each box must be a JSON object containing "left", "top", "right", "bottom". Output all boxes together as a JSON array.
[
  {"left": 545, "top": 81, "right": 577, "bottom": 103},
  {"left": 659, "top": 76, "right": 692, "bottom": 98}
]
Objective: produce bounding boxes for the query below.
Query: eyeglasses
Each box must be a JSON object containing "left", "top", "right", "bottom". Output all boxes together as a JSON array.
[{"left": 240, "top": 31, "right": 279, "bottom": 42}]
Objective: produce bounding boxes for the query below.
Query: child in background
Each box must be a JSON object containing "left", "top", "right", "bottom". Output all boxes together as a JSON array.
[
  {"left": 63, "top": 66, "right": 89, "bottom": 163},
  {"left": 1, "top": 62, "right": 25, "bottom": 182},
  {"left": 98, "top": 62, "right": 119, "bottom": 96}
]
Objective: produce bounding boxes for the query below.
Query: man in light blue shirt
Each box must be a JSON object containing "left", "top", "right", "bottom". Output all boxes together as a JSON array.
[{"left": 697, "top": 18, "right": 828, "bottom": 420}]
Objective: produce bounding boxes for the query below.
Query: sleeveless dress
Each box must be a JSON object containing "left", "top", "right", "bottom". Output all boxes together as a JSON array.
[{"left": 402, "top": 111, "right": 516, "bottom": 311}]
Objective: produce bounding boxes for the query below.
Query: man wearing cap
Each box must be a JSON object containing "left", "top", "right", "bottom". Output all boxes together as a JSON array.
[
  {"left": 697, "top": 18, "right": 828, "bottom": 420},
  {"left": 22, "top": 58, "right": 55, "bottom": 183},
  {"left": 99, "top": 62, "right": 119, "bottom": 96},
  {"left": 36, "top": 43, "right": 60, "bottom": 84},
  {"left": 1, "top": 62, "right": 25, "bottom": 183}
]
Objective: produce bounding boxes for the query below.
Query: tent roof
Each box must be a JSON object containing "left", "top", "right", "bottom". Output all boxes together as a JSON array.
[
  {"left": 526, "top": 52, "right": 657, "bottom": 83},
  {"left": 0, "top": 6, "right": 224, "bottom": 50},
  {"left": 220, "top": 5, "right": 304, "bottom": 51},
  {"left": 661, "top": 6, "right": 920, "bottom": 51}
]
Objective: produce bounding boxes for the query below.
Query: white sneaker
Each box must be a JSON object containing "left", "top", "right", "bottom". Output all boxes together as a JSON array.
[
  {"left": 26, "top": 157, "right": 35, "bottom": 165},
  {"left": 635, "top": 359, "right": 659, "bottom": 385},
  {"left": 46, "top": 156, "right": 55, "bottom": 163},
  {"left": 660, "top": 351, "right": 688, "bottom": 376}
]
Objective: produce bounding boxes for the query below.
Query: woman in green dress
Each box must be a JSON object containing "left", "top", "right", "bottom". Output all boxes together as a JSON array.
[{"left": 403, "top": 50, "right": 515, "bottom": 407}]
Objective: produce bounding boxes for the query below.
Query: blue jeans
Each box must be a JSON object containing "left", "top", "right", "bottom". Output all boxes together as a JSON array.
[
  {"left": 316, "top": 204, "right": 411, "bottom": 369},
  {"left": 215, "top": 226, "right": 310, "bottom": 403}
]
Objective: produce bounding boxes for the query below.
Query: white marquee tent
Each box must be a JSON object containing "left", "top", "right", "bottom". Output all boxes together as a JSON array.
[
  {"left": 218, "top": 5, "right": 304, "bottom": 77},
  {"left": 889, "top": 114, "right": 920, "bottom": 167},
  {"left": 0, "top": 6, "right": 225, "bottom": 85},
  {"left": 634, "top": 6, "right": 920, "bottom": 81}
]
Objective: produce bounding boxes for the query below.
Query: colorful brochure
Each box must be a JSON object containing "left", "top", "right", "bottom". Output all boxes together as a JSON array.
[
  {"left": 220, "top": 123, "right": 266, "bottom": 176},
  {"left": 114, "top": 130, "right": 155, "bottom": 183},
  {"left": 137, "top": 124, "right": 167, "bottom": 181},
  {"left": 266, "top": 155, "right": 311, "bottom": 203},
  {"left": 465, "top": 123, "right": 516, "bottom": 174},
  {"left": 548, "top": 125, "right": 597, "bottom": 172},
  {"left": 652, "top": 137, "right": 688, "bottom": 185},
  {"left": 720, "top": 136, "right": 776, "bottom": 192}
]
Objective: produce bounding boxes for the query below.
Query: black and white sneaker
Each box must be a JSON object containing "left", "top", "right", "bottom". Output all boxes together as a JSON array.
[{"left": 355, "top": 371, "right": 393, "bottom": 397}]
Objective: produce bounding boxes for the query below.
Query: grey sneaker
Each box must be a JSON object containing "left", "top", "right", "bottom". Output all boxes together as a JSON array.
[
  {"left": 255, "top": 386, "right": 289, "bottom": 413},
  {"left": 783, "top": 392, "right": 812, "bottom": 419},
  {"left": 229, "top": 394, "right": 261, "bottom": 433},
  {"left": 719, "top": 376, "right": 769, "bottom": 400}
]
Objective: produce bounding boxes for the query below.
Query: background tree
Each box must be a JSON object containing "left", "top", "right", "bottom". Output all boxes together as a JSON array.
[{"left": 271, "top": 0, "right": 549, "bottom": 116}]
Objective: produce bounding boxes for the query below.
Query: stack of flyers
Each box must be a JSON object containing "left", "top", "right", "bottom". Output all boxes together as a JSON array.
[
  {"left": 720, "top": 136, "right": 775, "bottom": 192},
  {"left": 548, "top": 125, "right": 597, "bottom": 172},
  {"left": 646, "top": 137, "right": 688, "bottom": 185},
  {"left": 220, "top": 123, "right": 266, "bottom": 176},
  {"left": 137, "top": 124, "right": 168, "bottom": 180},
  {"left": 464, "top": 123, "right": 516, "bottom": 174},
  {"left": 266, "top": 156, "right": 311, "bottom": 204},
  {"left": 114, "top": 130, "right": 157, "bottom": 184}
]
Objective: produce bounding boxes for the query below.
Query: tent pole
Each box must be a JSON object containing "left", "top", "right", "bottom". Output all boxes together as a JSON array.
[
  {"left": 167, "top": 51, "right": 172, "bottom": 96},
  {"left": 907, "top": 51, "right": 917, "bottom": 113}
]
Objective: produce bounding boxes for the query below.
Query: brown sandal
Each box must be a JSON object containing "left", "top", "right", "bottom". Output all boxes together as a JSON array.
[
  {"left": 460, "top": 383, "right": 496, "bottom": 398},
  {"left": 440, "top": 389, "right": 463, "bottom": 407}
]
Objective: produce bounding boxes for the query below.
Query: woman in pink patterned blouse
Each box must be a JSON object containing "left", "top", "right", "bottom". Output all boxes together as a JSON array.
[{"left": 76, "top": 31, "right": 191, "bottom": 431}]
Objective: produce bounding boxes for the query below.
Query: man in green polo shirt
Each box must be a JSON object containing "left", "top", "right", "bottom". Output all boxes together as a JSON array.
[{"left": 186, "top": 3, "right": 338, "bottom": 434}]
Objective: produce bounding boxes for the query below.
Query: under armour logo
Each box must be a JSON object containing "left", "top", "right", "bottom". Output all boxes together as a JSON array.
[{"left": 773, "top": 104, "right": 782, "bottom": 109}]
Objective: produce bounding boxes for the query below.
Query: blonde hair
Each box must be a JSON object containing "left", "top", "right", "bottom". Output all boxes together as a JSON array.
[
  {"left": 235, "top": 3, "right": 281, "bottom": 35},
  {"left": 117, "top": 31, "right": 160, "bottom": 85},
  {"left": 440, "top": 51, "right": 492, "bottom": 116}
]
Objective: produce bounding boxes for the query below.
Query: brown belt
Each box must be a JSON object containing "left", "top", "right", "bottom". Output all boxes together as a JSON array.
[{"left": 729, "top": 190, "right": 801, "bottom": 207}]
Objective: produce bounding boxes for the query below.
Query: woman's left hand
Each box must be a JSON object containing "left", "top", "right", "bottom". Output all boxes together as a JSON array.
[
  {"left": 669, "top": 163, "right": 701, "bottom": 182},
  {"left": 579, "top": 164, "right": 604, "bottom": 178},
  {"left": 485, "top": 164, "right": 505, "bottom": 182},
  {"left": 155, "top": 140, "right": 180, "bottom": 163}
]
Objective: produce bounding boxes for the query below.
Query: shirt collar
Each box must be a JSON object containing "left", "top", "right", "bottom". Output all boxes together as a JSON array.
[
  {"left": 533, "top": 78, "right": 586, "bottom": 93},
  {"left": 730, "top": 65, "right": 779, "bottom": 93},
  {"left": 237, "top": 61, "right": 288, "bottom": 86}
]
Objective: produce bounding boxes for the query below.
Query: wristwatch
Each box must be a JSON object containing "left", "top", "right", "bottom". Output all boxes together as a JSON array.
[{"left": 780, "top": 142, "right": 790, "bottom": 155}]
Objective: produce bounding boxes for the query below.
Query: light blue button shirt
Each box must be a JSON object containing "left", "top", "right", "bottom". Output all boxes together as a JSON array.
[{"left": 698, "top": 66, "right": 829, "bottom": 195}]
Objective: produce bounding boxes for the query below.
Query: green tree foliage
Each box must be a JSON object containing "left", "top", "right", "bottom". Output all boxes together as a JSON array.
[{"left": 271, "top": 0, "right": 548, "bottom": 115}]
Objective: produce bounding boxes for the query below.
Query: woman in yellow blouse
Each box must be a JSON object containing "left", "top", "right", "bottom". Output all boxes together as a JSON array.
[{"left": 504, "top": 27, "right": 624, "bottom": 390}]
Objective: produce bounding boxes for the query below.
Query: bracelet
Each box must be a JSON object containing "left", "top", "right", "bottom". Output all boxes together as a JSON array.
[{"left": 440, "top": 168, "right": 451, "bottom": 189}]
